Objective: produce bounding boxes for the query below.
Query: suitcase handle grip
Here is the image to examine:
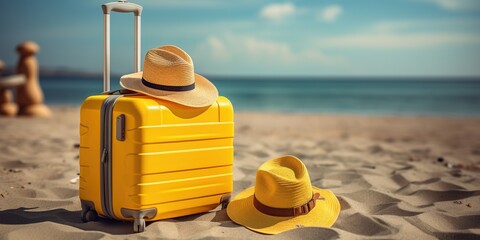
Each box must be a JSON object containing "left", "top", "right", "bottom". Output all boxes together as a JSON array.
[
  {"left": 102, "top": 1, "right": 142, "bottom": 92},
  {"left": 102, "top": 1, "right": 142, "bottom": 16}
]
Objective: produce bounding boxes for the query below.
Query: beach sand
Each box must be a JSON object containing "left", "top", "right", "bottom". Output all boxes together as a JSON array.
[{"left": 1, "top": 106, "right": 479, "bottom": 239}]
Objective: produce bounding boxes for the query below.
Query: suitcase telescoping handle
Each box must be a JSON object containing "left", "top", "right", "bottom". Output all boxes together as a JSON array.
[{"left": 102, "top": 1, "right": 143, "bottom": 92}]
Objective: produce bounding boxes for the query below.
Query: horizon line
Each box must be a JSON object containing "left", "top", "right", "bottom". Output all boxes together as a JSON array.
[{"left": 2, "top": 66, "right": 480, "bottom": 80}]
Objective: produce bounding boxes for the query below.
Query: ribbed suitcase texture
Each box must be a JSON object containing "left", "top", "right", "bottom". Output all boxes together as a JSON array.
[{"left": 79, "top": 94, "right": 234, "bottom": 232}]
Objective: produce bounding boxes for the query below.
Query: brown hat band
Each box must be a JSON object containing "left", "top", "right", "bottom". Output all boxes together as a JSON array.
[
  {"left": 253, "top": 192, "right": 323, "bottom": 217},
  {"left": 142, "top": 78, "right": 195, "bottom": 92}
]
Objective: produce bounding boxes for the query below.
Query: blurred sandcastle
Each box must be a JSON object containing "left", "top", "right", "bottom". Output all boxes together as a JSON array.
[{"left": 0, "top": 41, "right": 51, "bottom": 117}]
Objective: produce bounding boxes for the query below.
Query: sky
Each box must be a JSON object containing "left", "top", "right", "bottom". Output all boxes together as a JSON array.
[{"left": 1, "top": 0, "right": 480, "bottom": 77}]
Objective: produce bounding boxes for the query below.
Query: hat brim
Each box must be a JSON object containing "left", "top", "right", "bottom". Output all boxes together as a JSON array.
[
  {"left": 119, "top": 72, "right": 218, "bottom": 107},
  {"left": 226, "top": 186, "right": 340, "bottom": 235}
]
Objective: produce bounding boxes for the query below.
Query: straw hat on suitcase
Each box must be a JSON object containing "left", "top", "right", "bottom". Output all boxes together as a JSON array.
[{"left": 120, "top": 45, "right": 218, "bottom": 107}]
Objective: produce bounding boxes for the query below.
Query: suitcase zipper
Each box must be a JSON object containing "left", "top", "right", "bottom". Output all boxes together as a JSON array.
[{"left": 100, "top": 95, "right": 122, "bottom": 219}]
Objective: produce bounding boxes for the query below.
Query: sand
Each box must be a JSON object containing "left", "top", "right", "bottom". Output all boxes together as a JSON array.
[{"left": 1, "top": 106, "right": 479, "bottom": 239}]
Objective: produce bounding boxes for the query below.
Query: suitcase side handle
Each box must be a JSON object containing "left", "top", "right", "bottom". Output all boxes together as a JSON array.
[{"left": 102, "top": 1, "right": 142, "bottom": 92}]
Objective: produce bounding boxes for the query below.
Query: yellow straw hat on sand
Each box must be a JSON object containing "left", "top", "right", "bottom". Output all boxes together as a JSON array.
[
  {"left": 120, "top": 45, "right": 218, "bottom": 107},
  {"left": 227, "top": 155, "right": 340, "bottom": 234}
]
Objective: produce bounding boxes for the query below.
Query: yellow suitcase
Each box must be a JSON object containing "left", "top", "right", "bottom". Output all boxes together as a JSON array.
[
  {"left": 79, "top": 2, "right": 234, "bottom": 233},
  {"left": 79, "top": 94, "right": 234, "bottom": 232}
]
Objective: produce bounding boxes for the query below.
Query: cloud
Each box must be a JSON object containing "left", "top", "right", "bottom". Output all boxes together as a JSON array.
[
  {"left": 218, "top": 35, "right": 339, "bottom": 63},
  {"left": 371, "top": 21, "right": 417, "bottom": 33},
  {"left": 260, "top": 2, "right": 296, "bottom": 21},
  {"left": 316, "top": 17, "right": 480, "bottom": 49},
  {"left": 370, "top": 19, "right": 480, "bottom": 33},
  {"left": 422, "top": 0, "right": 480, "bottom": 11},
  {"left": 195, "top": 34, "right": 342, "bottom": 75},
  {"left": 242, "top": 37, "right": 293, "bottom": 62},
  {"left": 207, "top": 36, "right": 228, "bottom": 60},
  {"left": 318, "top": 5, "right": 343, "bottom": 22},
  {"left": 316, "top": 33, "right": 480, "bottom": 48}
]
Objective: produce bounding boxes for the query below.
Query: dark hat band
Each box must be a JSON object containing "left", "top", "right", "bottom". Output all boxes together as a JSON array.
[
  {"left": 253, "top": 192, "right": 323, "bottom": 217},
  {"left": 142, "top": 78, "right": 195, "bottom": 92}
]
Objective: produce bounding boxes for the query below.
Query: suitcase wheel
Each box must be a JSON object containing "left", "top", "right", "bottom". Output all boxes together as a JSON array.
[
  {"left": 81, "top": 209, "right": 98, "bottom": 223},
  {"left": 221, "top": 200, "right": 229, "bottom": 210},
  {"left": 133, "top": 218, "right": 146, "bottom": 233},
  {"left": 221, "top": 195, "right": 231, "bottom": 210}
]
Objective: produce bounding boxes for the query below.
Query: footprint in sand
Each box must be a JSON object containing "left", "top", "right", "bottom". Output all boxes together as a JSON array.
[
  {"left": 342, "top": 189, "right": 400, "bottom": 206},
  {"left": 362, "top": 174, "right": 409, "bottom": 193},
  {"left": 422, "top": 180, "right": 466, "bottom": 191},
  {"left": 335, "top": 212, "right": 398, "bottom": 236},
  {"left": 406, "top": 212, "right": 480, "bottom": 238},
  {"left": 402, "top": 189, "right": 479, "bottom": 207},
  {"left": 410, "top": 148, "right": 431, "bottom": 158},
  {"left": 232, "top": 167, "right": 246, "bottom": 181},
  {"left": 3, "top": 188, "right": 37, "bottom": 198},
  {"left": 4, "top": 224, "right": 105, "bottom": 240},
  {"left": 368, "top": 145, "right": 384, "bottom": 154},
  {"left": 233, "top": 180, "right": 254, "bottom": 193},
  {"left": 249, "top": 150, "right": 270, "bottom": 158},
  {"left": 372, "top": 202, "right": 421, "bottom": 216},
  {"left": 49, "top": 187, "right": 78, "bottom": 199},
  {"left": 275, "top": 227, "right": 339, "bottom": 240},
  {"left": 0, "top": 160, "right": 38, "bottom": 169},
  {"left": 34, "top": 167, "right": 65, "bottom": 180}
]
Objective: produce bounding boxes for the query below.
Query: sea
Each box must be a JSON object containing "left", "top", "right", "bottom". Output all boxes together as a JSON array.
[{"left": 39, "top": 76, "right": 480, "bottom": 116}]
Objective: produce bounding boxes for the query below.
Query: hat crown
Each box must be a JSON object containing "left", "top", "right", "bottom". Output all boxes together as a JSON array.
[
  {"left": 254, "top": 156, "right": 313, "bottom": 209},
  {"left": 142, "top": 45, "right": 195, "bottom": 87}
]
